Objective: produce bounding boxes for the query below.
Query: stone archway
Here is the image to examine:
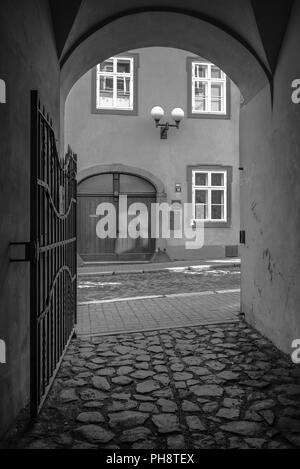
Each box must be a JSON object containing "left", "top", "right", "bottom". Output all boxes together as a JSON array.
[
  {"left": 60, "top": 6, "right": 300, "bottom": 355},
  {"left": 61, "top": 9, "right": 272, "bottom": 344},
  {"left": 77, "top": 163, "right": 167, "bottom": 199},
  {"left": 61, "top": 10, "right": 271, "bottom": 106}
]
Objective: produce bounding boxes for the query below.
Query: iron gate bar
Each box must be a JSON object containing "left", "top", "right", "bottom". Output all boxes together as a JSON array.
[
  {"left": 39, "top": 238, "right": 77, "bottom": 253},
  {"left": 38, "top": 266, "right": 77, "bottom": 321},
  {"left": 30, "top": 90, "right": 77, "bottom": 418},
  {"left": 38, "top": 179, "right": 76, "bottom": 219}
]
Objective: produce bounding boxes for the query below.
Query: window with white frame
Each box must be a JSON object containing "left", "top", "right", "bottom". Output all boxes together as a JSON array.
[
  {"left": 191, "top": 61, "right": 227, "bottom": 114},
  {"left": 96, "top": 56, "right": 134, "bottom": 111},
  {"left": 192, "top": 170, "right": 227, "bottom": 222}
]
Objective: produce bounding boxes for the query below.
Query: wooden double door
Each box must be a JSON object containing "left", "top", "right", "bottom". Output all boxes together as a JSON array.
[{"left": 78, "top": 172, "right": 156, "bottom": 262}]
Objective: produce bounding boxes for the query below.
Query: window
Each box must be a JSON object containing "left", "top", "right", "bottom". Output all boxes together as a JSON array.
[
  {"left": 192, "top": 170, "right": 227, "bottom": 222},
  {"left": 192, "top": 62, "right": 226, "bottom": 114},
  {"left": 187, "top": 58, "right": 230, "bottom": 118},
  {"left": 93, "top": 55, "right": 138, "bottom": 114}
]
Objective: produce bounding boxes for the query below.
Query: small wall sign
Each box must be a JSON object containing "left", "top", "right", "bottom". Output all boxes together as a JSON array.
[{"left": 175, "top": 183, "right": 182, "bottom": 193}]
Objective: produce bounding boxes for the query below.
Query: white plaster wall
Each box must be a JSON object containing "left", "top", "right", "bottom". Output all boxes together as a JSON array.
[{"left": 65, "top": 47, "right": 240, "bottom": 258}]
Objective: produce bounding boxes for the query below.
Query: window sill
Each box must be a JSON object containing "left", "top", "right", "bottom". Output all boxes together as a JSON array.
[
  {"left": 187, "top": 111, "right": 230, "bottom": 120},
  {"left": 192, "top": 221, "right": 232, "bottom": 229},
  {"left": 92, "top": 107, "right": 138, "bottom": 116}
]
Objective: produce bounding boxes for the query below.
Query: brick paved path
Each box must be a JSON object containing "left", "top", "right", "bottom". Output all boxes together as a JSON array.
[
  {"left": 77, "top": 290, "right": 240, "bottom": 336},
  {"left": 4, "top": 322, "right": 300, "bottom": 449}
]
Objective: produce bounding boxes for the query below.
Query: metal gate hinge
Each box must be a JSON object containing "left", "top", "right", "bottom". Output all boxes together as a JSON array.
[{"left": 9, "top": 242, "right": 37, "bottom": 262}]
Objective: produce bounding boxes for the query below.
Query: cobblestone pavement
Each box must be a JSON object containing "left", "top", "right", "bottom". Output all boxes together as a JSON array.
[
  {"left": 78, "top": 267, "right": 240, "bottom": 303},
  {"left": 5, "top": 322, "right": 300, "bottom": 449},
  {"left": 77, "top": 290, "right": 240, "bottom": 336}
]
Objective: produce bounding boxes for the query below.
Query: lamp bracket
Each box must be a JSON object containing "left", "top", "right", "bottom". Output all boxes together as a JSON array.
[{"left": 156, "top": 121, "right": 179, "bottom": 139}]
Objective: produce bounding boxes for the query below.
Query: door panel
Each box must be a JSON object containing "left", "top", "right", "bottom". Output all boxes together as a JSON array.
[
  {"left": 120, "top": 174, "right": 156, "bottom": 193},
  {"left": 78, "top": 173, "right": 156, "bottom": 262},
  {"left": 78, "top": 195, "right": 116, "bottom": 261},
  {"left": 116, "top": 195, "right": 156, "bottom": 259},
  {"left": 78, "top": 173, "right": 114, "bottom": 194}
]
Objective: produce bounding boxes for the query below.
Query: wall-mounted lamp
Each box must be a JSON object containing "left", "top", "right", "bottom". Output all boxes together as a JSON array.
[{"left": 151, "top": 106, "right": 184, "bottom": 139}]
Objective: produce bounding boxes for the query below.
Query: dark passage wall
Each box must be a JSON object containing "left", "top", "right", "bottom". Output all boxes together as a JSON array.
[
  {"left": 240, "top": 1, "right": 300, "bottom": 355},
  {"left": 0, "top": 0, "right": 60, "bottom": 437}
]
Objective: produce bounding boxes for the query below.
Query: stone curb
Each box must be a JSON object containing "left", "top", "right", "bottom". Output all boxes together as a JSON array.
[{"left": 78, "top": 262, "right": 241, "bottom": 277}]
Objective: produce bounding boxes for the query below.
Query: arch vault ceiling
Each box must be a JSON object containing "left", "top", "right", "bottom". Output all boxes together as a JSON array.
[{"left": 49, "top": 0, "right": 295, "bottom": 74}]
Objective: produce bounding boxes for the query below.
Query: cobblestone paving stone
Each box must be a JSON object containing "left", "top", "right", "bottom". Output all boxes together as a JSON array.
[
  {"left": 78, "top": 268, "right": 240, "bottom": 303},
  {"left": 4, "top": 321, "right": 300, "bottom": 449}
]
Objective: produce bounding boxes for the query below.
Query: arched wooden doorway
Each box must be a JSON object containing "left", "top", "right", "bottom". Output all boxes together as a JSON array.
[{"left": 78, "top": 172, "right": 156, "bottom": 262}]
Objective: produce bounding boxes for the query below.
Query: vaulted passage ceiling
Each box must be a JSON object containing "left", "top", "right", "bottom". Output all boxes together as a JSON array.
[
  {"left": 49, "top": 0, "right": 296, "bottom": 104},
  {"left": 49, "top": 0, "right": 83, "bottom": 56},
  {"left": 49, "top": 0, "right": 294, "bottom": 74},
  {"left": 250, "top": 0, "right": 294, "bottom": 72}
]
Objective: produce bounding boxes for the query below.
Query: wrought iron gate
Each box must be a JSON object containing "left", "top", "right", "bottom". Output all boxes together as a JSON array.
[{"left": 30, "top": 91, "right": 77, "bottom": 417}]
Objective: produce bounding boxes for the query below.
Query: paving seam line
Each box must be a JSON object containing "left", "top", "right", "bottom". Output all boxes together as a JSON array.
[{"left": 76, "top": 318, "right": 241, "bottom": 338}]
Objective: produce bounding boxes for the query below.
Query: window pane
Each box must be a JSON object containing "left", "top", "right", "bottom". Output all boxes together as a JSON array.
[
  {"left": 194, "top": 64, "right": 208, "bottom": 78},
  {"left": 99, "top": 76, "right": 114, "bottom": 107},
  {"left": 117, "top": 59, "right": 131, "bottom": 74},
  {"left": 116, "top": 77, "right": 131, "bottom": 108},
  {"left": 194, "top": 82, "right": 207, "bottom": 111},
  {"left": 211, "top": 84, "right": 224, "bottom": 112},
  {"left": 211, "top": 190, "right": 224, "bottom": 204},
  {"left": 101, "top": 76, "right": 113, "bottom": 91},
  {"left": 195, "top": 204, "right": 207, "bottom": 219},
  {"left": 211, "top": 205, "right": 224, "bottom": 220},
  {"left": 195, "top": 173, "right": 208, "bottom": 186},
  {"left": 211, "top": 173, "right": 224, "bottom": 186},
  {"left": 195, "top": 82, "right": 207, "bottom": 97},
  {"left": 195, "top": 190, "right": 207, "bottom": 204},
  {"left": 194, "top": 99, "right": 206, "bottom": 111},
  {"left": 211, "top": 83, "right": 222, "bottom": 98},
  {"left": 100, "top": 60, "right": 113, "bottom": 73},
  {"left": 211, "top": 99, "right": 222, "bottom": 112},
  {"left": 211, "top": 66, "right": 222, "bottom": 79}
]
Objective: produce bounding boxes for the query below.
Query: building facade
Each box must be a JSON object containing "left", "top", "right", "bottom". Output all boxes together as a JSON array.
[{"left": 65, "top": 47, "right": 240, "bottom": 262}]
